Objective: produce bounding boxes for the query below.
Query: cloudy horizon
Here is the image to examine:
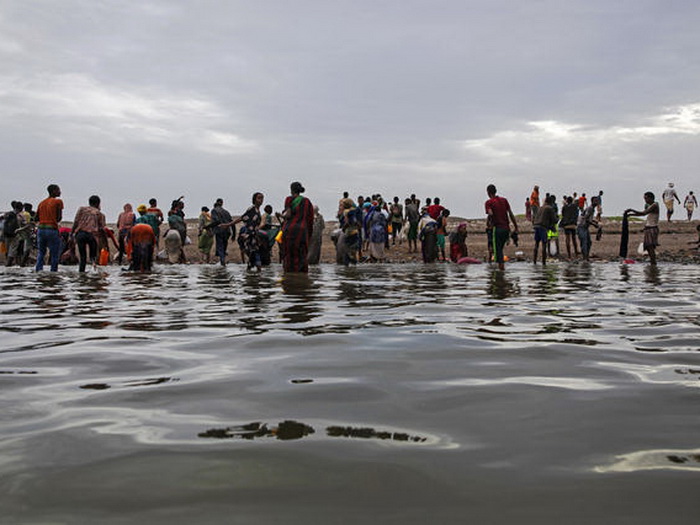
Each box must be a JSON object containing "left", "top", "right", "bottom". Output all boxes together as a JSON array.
[{"left": 2, "top": 0, "right": 699, "bottom": 220}]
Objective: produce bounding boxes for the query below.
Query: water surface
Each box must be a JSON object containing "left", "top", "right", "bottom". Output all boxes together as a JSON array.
[{"left": 1, "top": 262, "right": 699, "bottom": 523}]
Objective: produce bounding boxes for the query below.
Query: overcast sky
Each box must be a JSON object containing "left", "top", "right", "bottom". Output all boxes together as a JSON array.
[{"left": 2, "top": 0, "right": 699, "bottom": 219}]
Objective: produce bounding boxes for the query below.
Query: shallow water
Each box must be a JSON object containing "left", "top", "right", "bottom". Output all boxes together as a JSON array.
[{"left": 1, "top": 262, "right": 699, "bottom": 524}]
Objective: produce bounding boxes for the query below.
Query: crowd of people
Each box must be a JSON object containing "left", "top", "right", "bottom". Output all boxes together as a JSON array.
[{"left": 2, "top": 181, "right": 698, "bottom": 274}]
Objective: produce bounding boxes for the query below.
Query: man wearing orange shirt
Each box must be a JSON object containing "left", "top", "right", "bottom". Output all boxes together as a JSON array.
[
  {"left": 128, "top": 223, "right": 157, "bottom": 272},
  {"left": 35, "top": 184, "right": 64, "bottom": 272}
]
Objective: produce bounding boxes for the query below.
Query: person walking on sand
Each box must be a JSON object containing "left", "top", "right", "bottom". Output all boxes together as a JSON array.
[
  {"left": 662, "top": 182, "right": 680, "bottom": 222},
  {"left": 683, "top": 191, "right": 697, "bottom": 221},
  {"left": 626, "top": 192, "right": 660, "bottom": 265},
  {"left": 485, "top": 184, "right": 519, "bottom": 271},
  {"left": 35, "top": 184, "right": 64, "bottom": 272}
]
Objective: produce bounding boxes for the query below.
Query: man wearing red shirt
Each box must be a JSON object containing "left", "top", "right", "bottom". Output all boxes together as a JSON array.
[{"left": 485, "top": 184, "right": 518, "bottom": 271}]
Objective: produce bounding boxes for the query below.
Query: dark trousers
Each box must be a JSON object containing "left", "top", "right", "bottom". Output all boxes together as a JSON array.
[
  {"left": 215, "top": 230, "right": 230, "bottom": 265},
  {"left": 76, "top": 231, "right": 97, "bottom": 272}
]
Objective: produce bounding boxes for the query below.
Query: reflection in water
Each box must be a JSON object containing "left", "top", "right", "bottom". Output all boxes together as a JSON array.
[
  {"left": 198, "top": 420, "right": 429, "bottom": 444},
  {"left": 486, "top": 269, "right": 520, "bottom": 300},
  {"left": 644, "top": 265, "right": 662, "bottom": 286},
  {"left": 281, "top": 273, "right": 321, "bottom": 327},
  {"left": 596, "top": 447, "right": 700, "bottom": 472},
  {"left": 199, "top": 421, "right": 315, "bottom": 441},
  {"left": 619, "top": 264, "right": 630, "bottom": 283}
]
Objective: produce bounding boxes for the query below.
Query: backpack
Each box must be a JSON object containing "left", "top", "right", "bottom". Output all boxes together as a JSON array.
[{"left": 3, "top": 211, "right": 18, "bottom": 237}]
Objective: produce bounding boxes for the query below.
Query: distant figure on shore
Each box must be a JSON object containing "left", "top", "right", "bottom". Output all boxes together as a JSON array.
[
  {"left": 625, "top": 192, "right": 660, "bottom": 265},
  {"left": 427, "top": 197, "right": 444, "bottom": 220},
  {"left": 71, "top": 195, "right": 107, "bottom": 272},
  {"left": 35, "top": 184, "right": 64, "bottom": 272},
  {"left": 436, "top": 208, "right": 449, "bottom": 261},
  {"left": 485, "top": 184, "right": 518, "bottom": 271},
  {"left": 529, "top": 185, "right": 540, "bottom": 220},
  {"left": 577, "top": 193, "right": 587, "bottom": 211},
  {"left": 683, "top": 191, "right": 697, "bottom": 221},
  {"left": 281, "top": 182, "right": 314, "bottom": 273},
  {"left": 308, "top": 205, "right": 325, "bottom": 265},
  {"left": 662, "top": 182, "right": 680, "bottom": 222},
  {"left": 390, "top": 197, "right": 403, "bottom": 245},
  {"left": 128, "top": 223, "right": 156, "bottom": 272},
  {"left": 211, "top": 198, "right": 233, "bottom": 266},
  {"left": 577, "top": 195, "right": 600, "bottom": 261},
  {"left": 559, "top": 195, "right": 579, "bottom": 259},
  {"left": 405, "top": 197, "right": 419, "bottom": 253},
  {"left": 596, "top": 190, "right": 604, "bottom": 220},
  {"left": 525, "top": 198, "right": 532, "bottom": 222},
  {"left": 449, "top": 222, "right": 468, "bottom": 262}
]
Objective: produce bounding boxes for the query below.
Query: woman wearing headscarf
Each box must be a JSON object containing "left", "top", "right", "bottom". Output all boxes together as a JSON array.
[
  {"left": 281, "top": 182, "right": 314, "bottom": 273},
  {"left": 449, "top": 222, "right": 468, "bottom": 262}
]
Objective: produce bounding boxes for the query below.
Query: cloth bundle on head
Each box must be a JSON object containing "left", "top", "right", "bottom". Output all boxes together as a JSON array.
[{"left": 137, "top": 204, "right": 148, "bottom": 213}]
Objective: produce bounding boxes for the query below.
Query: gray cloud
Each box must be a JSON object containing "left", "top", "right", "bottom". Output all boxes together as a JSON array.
[{"left": 2, "top": 0, "right": 700, "bottom": 219}]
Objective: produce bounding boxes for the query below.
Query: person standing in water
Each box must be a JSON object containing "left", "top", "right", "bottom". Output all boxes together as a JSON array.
[
  {"left": 625, "top": 192, "right": 660, "bottom": 265},
  {"left": 281, "top": 182, "right": 314, "bottom": 273},
  {"left": 485, "top": 184, "right": 518, "bottom": 271},
  {"left": 35, "top": 184, "right": 64, "bottom": 272},
  {"left": 71, "top": 195, "right": 107, "bottom": 272}
]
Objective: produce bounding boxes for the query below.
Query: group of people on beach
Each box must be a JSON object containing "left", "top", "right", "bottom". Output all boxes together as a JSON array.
[
  {"left": 333, "top": 192, "right": 467, "bottom": 266},
  {"left": 2, "top": 180, "right": 698, "bottom": 273}
]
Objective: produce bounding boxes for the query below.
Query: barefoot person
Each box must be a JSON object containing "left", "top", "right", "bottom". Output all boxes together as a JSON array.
[
  {"left": 625, "top": 192, "right": 660, "bottom": 265},
  {"left": 662, "top": 182, "right": 680, "bottom": 222},
  {"left": 684, "top": 191, "right": 697, "bottom": 221},
  {"left": 485, "top": 184, "right": 518, "bottom": 271}
]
